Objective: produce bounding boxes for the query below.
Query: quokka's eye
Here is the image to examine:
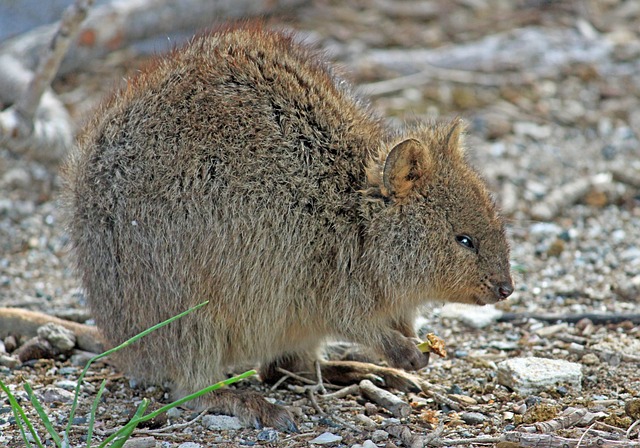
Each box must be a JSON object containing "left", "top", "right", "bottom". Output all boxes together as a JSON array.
[{"left": 456, "top": 234, "right": 475, "bottom": 251}]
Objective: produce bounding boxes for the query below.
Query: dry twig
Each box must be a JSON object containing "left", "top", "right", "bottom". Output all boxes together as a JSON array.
[{"left": 359, "top": 379, "right": 411, "bottom": 419}]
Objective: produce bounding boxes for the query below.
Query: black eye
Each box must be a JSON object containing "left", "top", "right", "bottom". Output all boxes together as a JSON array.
[{"left": 456, "top": 234, "right": 475, "bottom": 251}]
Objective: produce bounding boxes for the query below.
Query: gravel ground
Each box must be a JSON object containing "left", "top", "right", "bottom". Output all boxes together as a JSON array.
[{"left": 1, "top": 1, "right": 639, "bottom": 447}]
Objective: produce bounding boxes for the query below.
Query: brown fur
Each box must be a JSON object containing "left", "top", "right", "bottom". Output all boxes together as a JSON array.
[{"left": 62, "top": 24, "right": 513, "bottom": 429}]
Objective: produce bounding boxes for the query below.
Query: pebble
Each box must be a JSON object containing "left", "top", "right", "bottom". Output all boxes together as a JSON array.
[
  {"left": 370, "top": 429, "right": 389, "bottom": 442},
  {"left": 70, "top": 350, "right": 96, "bottom": 367},
  {"left": 256, "top": 428, "right": 278, "bottom": 442},
  {"left": 309, "top": 432, "right": 342, "bottom": 445},
  {"left": 460, "top": 412, "right": 487, "bottom": 425},
  {"left": 201, "top": 415, "right": 243, "bottom": 431},
  {"left": 580, "top": 353, "right": 600, "bottom": 366},
  {"left": 351, "top": 441, "right": 377, "bottom": 448},
  {"left": 0, "top": 354, "right": 21, "bottom": 368},
  {"left": 625, "top": 399, "right": 640, "bottom": 420},
  {"left": 166, "top": 407, "right": 183, "bottom": 419},
  {"left": 497, "top": 357, "right": 582, "bottom": 395},
  {"left": 54, "top": 380, "right": 78, "bottom": 391},
  {"left": 178, "top": 443, "right": 202, "bottom": 448},
  {"left": 354, "top": 414, "right": 377, "bottom": 428},
  {"left": 39, "top": 386, "right": 75, "bottom": 403},
  {"left": 37, "top": 323, "right": 77, "bottom": 352}
]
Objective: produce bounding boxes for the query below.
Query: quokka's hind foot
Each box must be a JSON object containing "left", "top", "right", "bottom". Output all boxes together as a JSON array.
[{"left": 180, "top": 388, "right": 298, "bottom": 432}]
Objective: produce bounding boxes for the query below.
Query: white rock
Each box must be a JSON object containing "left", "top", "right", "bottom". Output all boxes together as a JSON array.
[
  {"left": 37, "top": 323, "right": 76, "bottom": 352},
  {"left": 178, "top": 443, "right": 202, "bottom": 448},
  {"left": 440, "top": 303, "right": 503, "bottom": 329},
  {"left": 309, "top": 432, "right": 342, "bottom": 445},
  {"left": 497, "top": 357, "right": 582, "bottom": 395},
  {"left": 202, "top": 414, "right": 243, "bottom": 431}
]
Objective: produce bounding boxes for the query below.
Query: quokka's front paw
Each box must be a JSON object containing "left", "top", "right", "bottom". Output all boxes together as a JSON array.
[{"left": 381, "top": 331, "right": 430, "bottom": 372}]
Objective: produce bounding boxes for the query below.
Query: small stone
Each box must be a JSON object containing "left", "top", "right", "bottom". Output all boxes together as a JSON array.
[
  {"left": 3, "top": 335, "right": 17, "bottom": 352},
  {"left": 362, "top": 441, "right": 377, "bottom": 448},
  {"left": 546, "top": 239, "right": 565, "bottom": 257},
  {"left": 54, "top": 380, "right": 78, "bottom": 391},
  {"left": 37, "top": 323, "right": 77, "bottom": 352},
  {"left": 625, "top": 399, "right": 640, "bottom": 420},
  {"left": 202, "top": 414, "right": 242, "bottom": 431},
  {"left": 256, "top": 428, "right": 278, "bottom": 442},
  {"left": 581, "top": 353, "right": 599, "bottom": 365},
  {"left": 513, "top": 122, "right": 552, "bottom": 140},
  {"left": 2, "top": 167, "right": 32, "bottom": 189},
  {"left": 166, "top": 407, "right": 183, "bottom": 419},
  {"left": 513, "top": 403, "right": 527, "bottom": 414},
  {"left": 0, "top": 354, "right": 21, "bottom": 369},
  {"left": 178, "top": 443, "right": 202, "bottom": 448},
  {"left": 364, "top": 402, "right": 378, "bottom": 415},
  {"left": 39, "top": 386, "right": 75, "bottom": 403},
  {"left": 70, "top": 350, "right": 96, "bottom": 367},
  {"left": 497, "top": 357, "right": 582, "bottom": 395},
  {"left": 460, "top": 412, "right": 487, "bottom": 425},
  {"left": 354, "top": 414, "right": 377, "bottom": 428},
  {"left": 370, "top": 429, "right": 389, "bottom": 442},
  {"left": 309, "top": 432, "right": 342, "bottom": 445}
]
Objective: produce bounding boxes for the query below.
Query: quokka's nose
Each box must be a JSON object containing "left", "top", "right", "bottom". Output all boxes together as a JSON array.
[{"left": 495, "top": 282, "right": 514, "bottom": 300}]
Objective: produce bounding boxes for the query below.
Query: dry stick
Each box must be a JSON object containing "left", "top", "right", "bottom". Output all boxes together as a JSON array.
[
  {"left": 14, "top": 0, "right": 93, "bottom": 129},
  {"left": 534, "top": 407, "right": 587, "bottom": 433},
  {"left": 276, "top": 367, "right": 316, "bottom": 386},
  {"left": 422, "top": 421, "right": 446, "bottom": 446},
  {"left": 386, "top": 424, "right": 424, "bottom": 448},
  {"left": 359, "top": 379, "right": 411, "bottom": 419},
  {"left": 304, "top": 387, "right": 361, "bottom": 432},
  {"left": 529, "top": 173, "right": 612, "bottom": 221},
  {"left": 359, "top": 64, "right": 534, "bottom": 96},
  {"left": 577, "top": 422, "right": 598, "bottom": 448},
  {"left": 269, "top": 373, "right": 290, "bottom": 391},
  {"left": 0, "top": 0, "right": 93, "bottom": 155},
  {"left": 275, "top": 367, "right": 341, "bottom": 390},
  {"left": 320, "top": 384, "right": 360, "bottom": 400},
  {"left": 430, "top": 436, "right": 501, "bottom": 446},
  {"left": 503, "top": 431, "right": 640, "bottom": 447},
  {"left": 121, "top": 437, "right": 156, "bottom": 448},
  {"left": 134, "top": 408, "right": 210, "bottom": 435},
  {"left": 314, "top": 360, "right": 327, "bottom": 395},
  {"left": 627, "top": 419, "right": 640, "bottom": 439}
]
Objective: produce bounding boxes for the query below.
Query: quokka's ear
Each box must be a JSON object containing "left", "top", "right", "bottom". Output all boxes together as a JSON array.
[
  {"left": 444, "top": 117, "right": 467, "bottom": 158},
  {"left": 382, "top": 138, "right": 430, "bottom": 199}
]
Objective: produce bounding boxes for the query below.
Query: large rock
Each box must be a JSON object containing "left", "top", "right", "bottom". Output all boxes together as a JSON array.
[{"left": 497, "top": 357, "right": 582, "bottom": 395}]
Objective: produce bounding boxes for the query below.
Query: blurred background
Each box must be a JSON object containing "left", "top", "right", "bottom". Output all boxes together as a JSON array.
[{"left": 1, "top": 1, "right": 639, "bottom": 445}]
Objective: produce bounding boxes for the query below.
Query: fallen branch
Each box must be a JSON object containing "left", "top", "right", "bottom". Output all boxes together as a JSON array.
[
  {"left": 0, "top": 0, "right": 305, "bottom": 162},
  {"left": 529, "top": 173, "right": 612, "bottom": 221},
  {"left": 359, "top": 379, "right": 411, "bottom": 419},
  {"left": 0, "top": 307, "right": 104, "bottom": 353}
]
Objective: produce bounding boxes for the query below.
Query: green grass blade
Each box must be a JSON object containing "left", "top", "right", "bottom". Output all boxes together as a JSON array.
[
  {"left": 23, "top": 382, "right": 63, "bottom": 448},
  {"left": 64, "top": 300, "right": 209, "bottom": 440},
  {"left": 0, "top": 379, "right": 42, "bottom": 448},
  {"left": 86, "top": 379, "right": 107, "bottom": 448},
  {"left": 99, "top": 399, "right": 149, "bottom": 448}
]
